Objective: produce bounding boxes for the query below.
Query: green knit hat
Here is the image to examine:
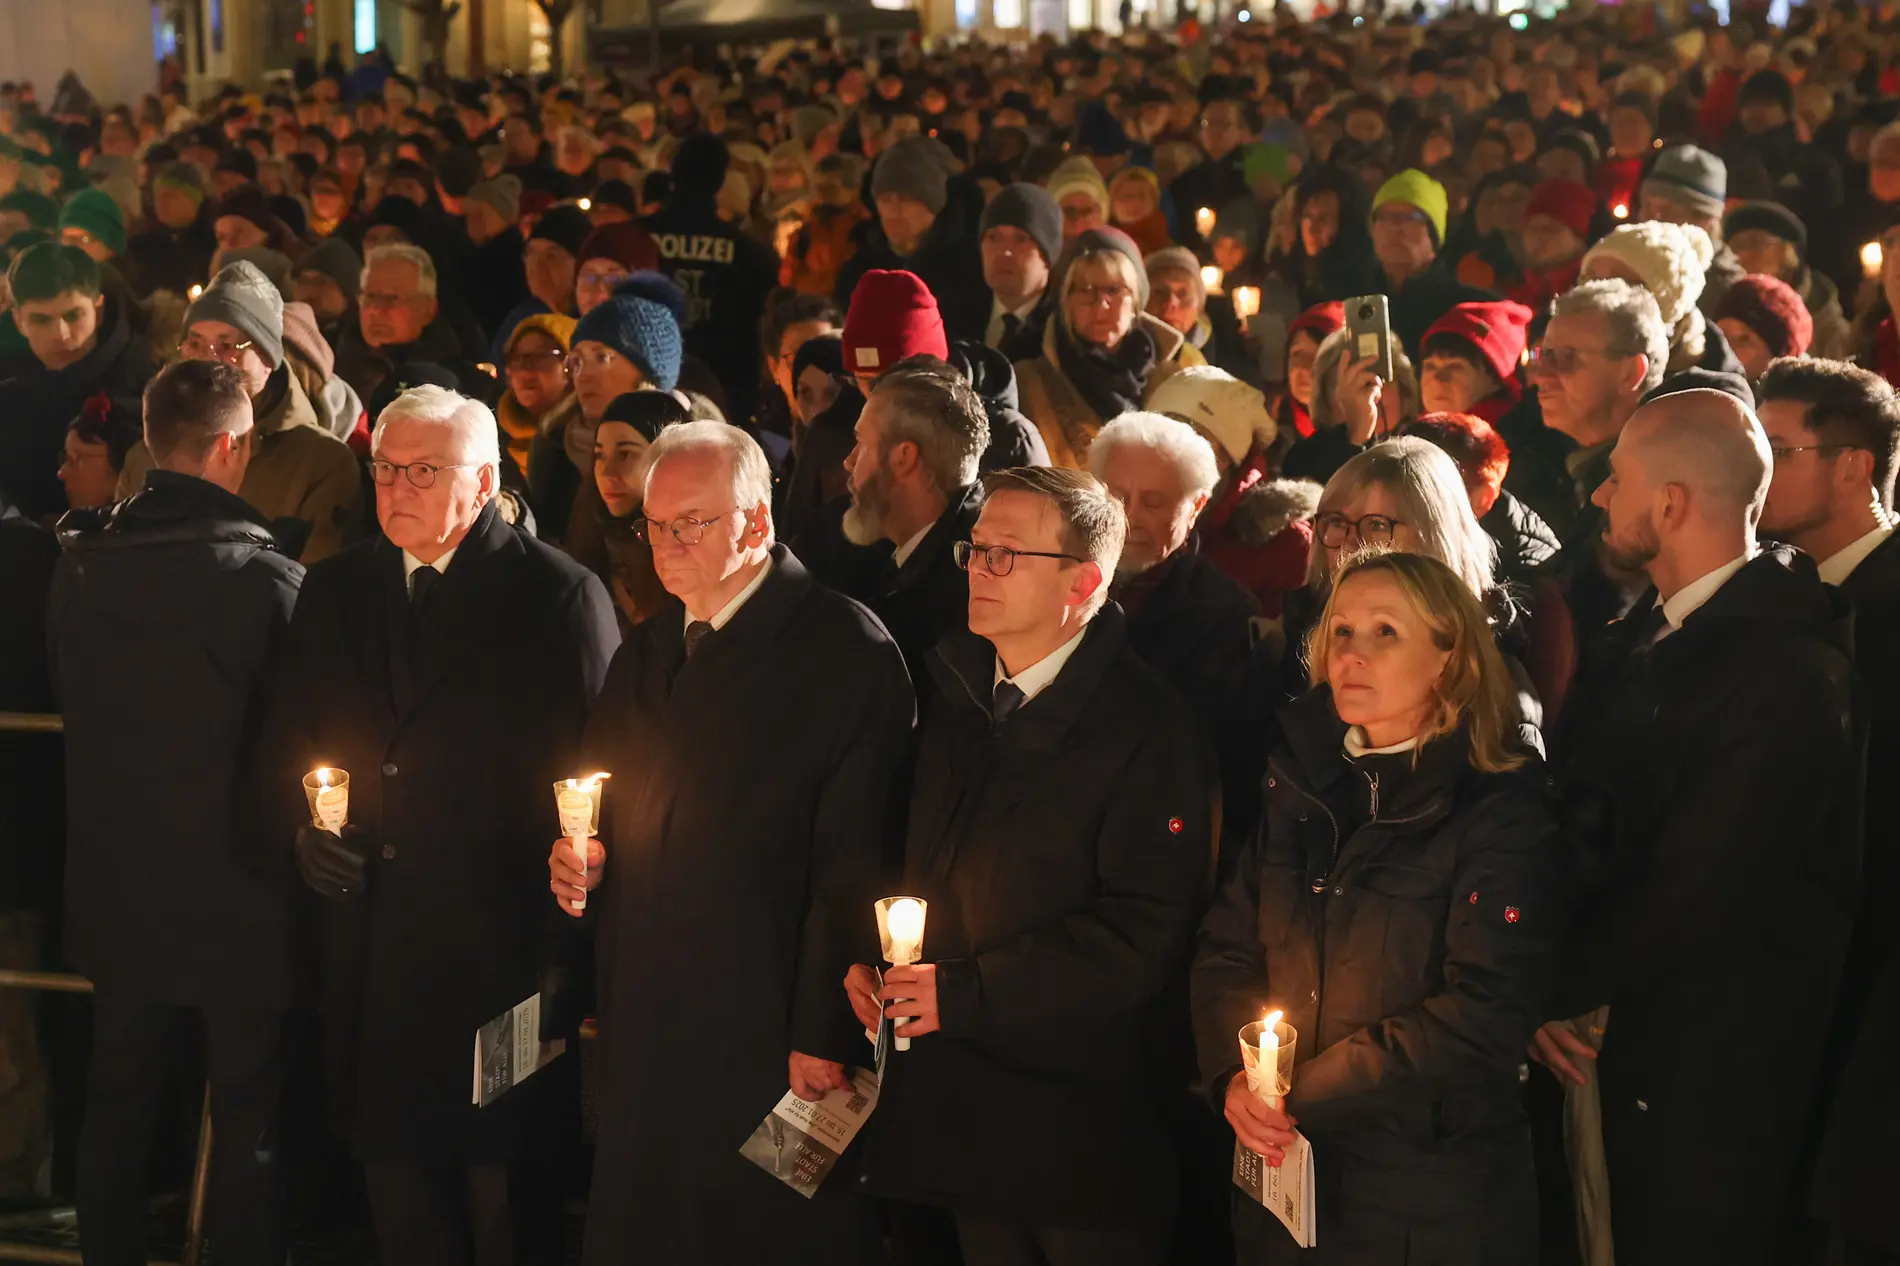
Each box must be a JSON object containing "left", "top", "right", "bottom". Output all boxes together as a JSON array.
[
  {"left": 1241, "top": 142, "right": 1294, "bottom": 188},
  {"left": 58, "top": 188, "right": 125, "bottom": 256},
  {"left": 1372, "top": 168, "right": 1449, "bottom": 246}
]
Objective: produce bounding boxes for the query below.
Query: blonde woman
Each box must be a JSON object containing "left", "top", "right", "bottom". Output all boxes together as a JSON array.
[
  {"left": 1013, "top": 226, "right": 1202, "bottom": 468},
  {"left": 1193, "top": 548, "right": 1556, "bottom": 1264}
]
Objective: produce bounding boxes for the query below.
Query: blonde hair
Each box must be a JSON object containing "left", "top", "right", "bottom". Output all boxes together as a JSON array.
[
  {"left": 1306, "top": 548, "right": 1526, "bottom": 774},
  {"left": 1060, "top": 249, "right": 1143, "bottom": 339},
  {"left": 1305, "top": 436, "right": 1497, "bottom": 596}
]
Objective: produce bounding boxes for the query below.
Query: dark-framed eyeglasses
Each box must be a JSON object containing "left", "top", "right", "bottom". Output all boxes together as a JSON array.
[
  {"left": 1316, "top": 512, "right": 1404, "bottom": 548},
  {"left": 953, "top": 539, "right": 1082, "bottom": 576},
  {"left": 505, "top": 349, "right": 568, "bottom": 374},
  {"left": 633, "top": 510, "right": 736, "bottom": 546},
  {"left": 369, "top": 459, "right": 473, "bottom": 489}
]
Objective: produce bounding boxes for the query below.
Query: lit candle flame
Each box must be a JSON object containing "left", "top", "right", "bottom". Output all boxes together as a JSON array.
[
  {"left": 578, "top": 197, "right": 592, "bottom": 211},
  {"left": 1231, "top": 285, "right": 1261, "bottom": 320},
  {"left": 1201, "top": 264, "right": 1224, "bottom": 295},
  {"left": 1263, "top": 1008, "right": 1283, "bottom": 1032},
  {"left": 1195, "top": 205, "right": 1215, "bottom": 237},
  {"left": 1612, "top": 203, "right": 1629, "bottom": 220},
  {"left": 1864, "top": 241, "right": 1885, "bottom": 278},
  {"left": 888, "top": 897, "right": 925, "bottom": 947},
  {"left": 563, "top": 771, "right": 611, "bottom": 793},
  {"left": 316, "top": 768, "right": 332, "bottom": 789},
  {"left": 187, "top": 284, "right": 203, "bottom": 300}
]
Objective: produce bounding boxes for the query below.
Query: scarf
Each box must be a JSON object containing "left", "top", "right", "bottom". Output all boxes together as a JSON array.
[{"left": 1056, "top": 320, "right": 1156, "bottom": 425}]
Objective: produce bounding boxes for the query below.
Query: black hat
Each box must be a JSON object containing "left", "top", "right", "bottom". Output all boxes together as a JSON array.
[
  {"left": 979, "top": 182, "right": 1063, "bottom": 266},
  {"left": 1740, "top": 69, "right": 1795, "bottom": 112},
  {"left": 599, "top": 389, "right": 691, "bottom": 443},
  {"left": 531, "top": 205, "right": 593, "bottom": 259},
  {"left": 437, "top": 146, "right": 483, "bottom": 198},
  {"left": 592, "top": 179, "right": 638, "bottom": 215},
  {"left": 1723, "top": 200, "right": 1809, "bottom": 260}
]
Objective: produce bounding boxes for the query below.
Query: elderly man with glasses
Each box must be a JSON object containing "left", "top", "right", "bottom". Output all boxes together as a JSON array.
[
  {"left": 115, "top": 260, "right": 361, "bottom": 562},
  {"left": 549, "top": 420, "right": 913, "bottom": 1266},
  {"left": 334, "top": 243, "right": 498, "bottom": 413},
  {"left": 272, "top": 384, "right": 619, "bottom": 1266}
]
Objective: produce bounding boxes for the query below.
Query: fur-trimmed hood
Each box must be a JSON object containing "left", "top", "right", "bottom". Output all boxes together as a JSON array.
[{"left": 1229, "top": 477, "right": 1323, "bottom": 546}]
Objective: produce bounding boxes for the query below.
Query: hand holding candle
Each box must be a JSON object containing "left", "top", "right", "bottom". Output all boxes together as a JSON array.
[
  {"left": 1240, "top": 1010, "right": 1296, "bottom": 1112},
  {"left": 553, "top": 773, "right": 610, "bottom": 913},
  {"left": 876, "top": 896, "right": 929, "bottom": 1050},
  {"left": 302, "top": 767, "right": 350, "bottom": 835}
]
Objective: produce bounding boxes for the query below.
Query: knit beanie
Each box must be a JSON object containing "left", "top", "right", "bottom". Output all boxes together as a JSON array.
[
  {"left": 599, "top": 388, "right": 692, "bottom": 443},
  {"left": 569, "top": 271, "right": 685, "bottom": 392},
  {"left": 1722, "top": 200, "right": 1808, "bottom": 262},
  {"left": 1583, "top": 220, "right": 1715, "bottom": 327},
  {"left": 1740, "top": 69, "right": 1796, "bottom": 113},
  {"left": 465, "top": 174, "right": 523, "bottom": 223},
  {"left": 187, "top": 260, "right": 286, "bottom": 369},
  {"left": 505, "top": 311, "right": 579, "bottom": 354},
  {"left": 980, "top": 182, "right": 1063, "bottom": 265},
  {"left": 1372, "top": 169, "right": 1450, "bottom": 245},
  {"left": 222, "top": 246, "right": 294, "bottom": 299},
  {"left": 212, "top": 184, "right": 280, "bottom": 237},
  {"left": 1056, "top": 225, "right": 1152, "bottom": 309},
  {"left": 672, "top": 134, "right": 731, "bottom": 197},
  {"left": 1714, "top": 274, "right": 1813, "bottom": 358},
  {"left": 576, "top": 222, "right": 661, "bottom": 271},
  {"left": 1046, "top": 155, "right": 1110, "bottom": 221},
  {"left": 68, "top": 391, "right": 143, "bottom": 469},
  {"left": 299, "top": 236, "right": 361, "bottom": 303},
  {"left": 153, "top": 160, "right": 208, "bottom": 204},
  {"left": 841, "top": 269, "right": 948, "bottom": 375},
  {"left": 1241, "top": 142, "right": 1295, "bottom": 188},
  {"left": 1421, "top": 300, "right": 1535, "bottom": 385},
  {"left": 872, "top": 137, "right": 956, "bottom": 215},
  {"left": 1144, "top": 246, "right": 1205, "bottom": 309},
  {"left": 531, "top": 204, "right": 593, "bottom": 259},
  {"left": 1642, "top": 145, "right": 1727, "bottom": 220},
  {"left": 58, "top": 188, "right": 125, "bottom": 255},
  {"left": 1145, "top": 366, "right": 1274, "bottom": 463},
  {"left": 1525, "top": 178, "right": 1598, "bottom": 241}
]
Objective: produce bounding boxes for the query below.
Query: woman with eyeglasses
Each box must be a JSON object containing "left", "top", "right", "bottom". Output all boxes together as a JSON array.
[
  {"left": 1194, "top": 548, "right": 1556, "bottom": 1265},
  {"left": 495, "top": 311, "right": 576, "bottom": 493},
  {"left": 1013, "top": 226, "right": 1194, "bottom": 468},
  {"left": 526, "top": 273, "right": 685, "bottom": 550}
]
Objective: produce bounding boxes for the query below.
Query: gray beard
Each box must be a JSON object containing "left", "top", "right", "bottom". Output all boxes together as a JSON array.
[{"left": 842, "top": 466, "right": 891, "bottom": 547}]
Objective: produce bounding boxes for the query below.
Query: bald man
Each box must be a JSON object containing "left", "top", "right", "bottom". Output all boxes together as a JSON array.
[{"left": 1542, "top": 388, "right": 1866, "bottom": 1265}]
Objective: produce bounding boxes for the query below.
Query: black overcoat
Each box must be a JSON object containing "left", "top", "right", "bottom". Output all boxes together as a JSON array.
[
  {"left": 50, "top": 472, "right": 304, "bottom": 1008},
  {"left": 1553, "top": 546, "right": 1864, "bottom": 1264},
  {"left": 577, "top": 545, "right": 914, "bottom": 1266},
  {"left": 863, "top": 609, "right": 1217, "bottom": 1233},
  {"left": 271, "top": 499, "right": 619, "bottom": 1160}
]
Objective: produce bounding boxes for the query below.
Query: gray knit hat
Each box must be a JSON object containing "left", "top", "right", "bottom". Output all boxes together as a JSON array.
[
  {"left": 299, "top": 236, "right": 361, "bottom": 303},
  {"left": 465, "top": 173, "right": 523, "bottom": 223},
  {"left": 1642, "top": 144, "right": 1727, "bottom": 219},
  {"left": 187, "top": 260, "right": 285, "bottom": 369},
  {"left": 980, "top": 182, "right": 1063, "bottom": 266},
  {"left": 872, "top": 138, "right": 956, "bottom": 215},
  {"left": 220, "top": 246, "right": 294, "bottom": 300}
]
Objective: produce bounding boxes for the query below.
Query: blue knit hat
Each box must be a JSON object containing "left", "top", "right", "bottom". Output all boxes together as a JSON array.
[{"left": 571, "top": 271, "right": 685, "bottom": 392}]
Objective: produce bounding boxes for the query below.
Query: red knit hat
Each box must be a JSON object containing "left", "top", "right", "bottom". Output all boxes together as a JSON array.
[
  {"left": 1421, "top": 300, "right": 1536, "bottom": 384},
  {"left": 1713, "top": 273, "right": 1813, "bottom": 358},
  {"left": 1288, "top": 300, "right": 1346, "bottom": 345},
  {"left": 1525, "top": 178, "right": 1598, "bottom": 241},
  {"left": 842, "top": 269, "right": 949, "bottom": 375}
]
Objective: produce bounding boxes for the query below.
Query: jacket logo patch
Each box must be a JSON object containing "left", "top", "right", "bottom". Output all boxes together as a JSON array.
[
  {"left": 1167, "top": 817, "right": 1184, "bottom": 834},
  {"left": 1505, "top": 906, "right": 1521, "bottom": 924},
  {"left": 1468, "top": 891, "right": 1479, "bottom": 905}
]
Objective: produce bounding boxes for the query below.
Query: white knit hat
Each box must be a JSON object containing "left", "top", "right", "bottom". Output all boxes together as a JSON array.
[
  {"left": 1145, "top": 365, "right": 1275, "bottom": 464},
  {"left": 1581, "top": 221, "right": 1715, "bottom": 328}
]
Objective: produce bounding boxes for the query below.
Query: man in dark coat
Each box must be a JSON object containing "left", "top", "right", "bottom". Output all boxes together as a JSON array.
[
  {"left": 1168, "top": 93, "right": 1254, "bottom": 255},
  {"left": 837, "top": 359, "right": 989, "bottom": 686},
  {"left": 642, "top": 135, "right": 780, "bottom": 426},
  {"left": 457, "top": 175, "right": 531, "bottom": 341},
  {"left": 550, "top": 420, "right": 913, "bottom": 1265},
  {"left": 50, "top": 361, "right": 303, "bottom": 1266},
  {"left": 333, "top": 243, "right": 498, "bottom": 409},
  {"left": 834, "top": 138, "right": 993, "bottom": 346},
  {"left": 1369, "top": 170, "right": 1500, "bottom": 358},
  {"left": 0, "top": 243, "right": 161, "bottom": 520},
  {"left": 1541, "top": 390, "right": 1864, "bottom": 1266},
  {"left": 853, "top": 466, "right": 1216, "bottom": 1266},
  {"left": 275, "top": 384, "right": 619, "bottom": 1266},
  {"left": 1753, "top": 359, "right": 1900, "bottom": 1259}
]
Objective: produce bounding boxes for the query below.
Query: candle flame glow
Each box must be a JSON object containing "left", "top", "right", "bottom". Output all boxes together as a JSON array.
[
  {"left": 1612, "top": 203, "right": 1629, "bottom": 220},
  {"left": 1864, "top": 241, "right": 1885, "bottom": 277},
  {"left": 1263, "top": 1008, "right": 1283, "bottom": 1032},
  {"left": 888, "top": 897, "right": 925, "bottom": 945},
  {"left": 563, "top": 771, "right": 611, "bottom": 793}
]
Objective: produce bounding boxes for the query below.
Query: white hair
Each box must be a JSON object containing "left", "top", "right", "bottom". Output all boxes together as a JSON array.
[
  {"left": 362, "top": 242, "right": 437, "bottom": 298},
  {"left": 1553, "top": 279, "right": 1669, "bottom": 394},
  {"left": 372, "top": 384, "right": 500, "bottom": 469},
  {"left": 644, "top": 418, "right": 775, "bottom": 518},
  {"left": 1088, "top": 411, "right": 1220, "bottom": 501}
]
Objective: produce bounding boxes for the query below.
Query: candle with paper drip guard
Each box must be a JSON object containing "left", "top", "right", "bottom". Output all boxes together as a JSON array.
[
  {"left": 1201, "top": 265, "right": 1224, "bottom": 296},
  {"left": 1195, "top": 206, "right": 1216, "bottom": 238},
  {"left": 1865, "top": 241, "right": 1886, "bottom": 279},
  {"left": 1240, "top": 1010, "right": 1297, "bottom": 1113},
  {"left": 1231, "top": 285, "right": 1261, "bottom": 322},
  {"left": 876, "top": 896, "right": 928, "bottom": 1051},
  {"left": 302, "top": 767, "right": 350, "bottom": 835},
  {"left": 553, "top": 773, "right": 611, "bottom": 913}
]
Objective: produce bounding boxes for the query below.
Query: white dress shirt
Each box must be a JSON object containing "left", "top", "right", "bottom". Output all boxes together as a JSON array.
[
  {"left": 892, "top": 523, "right": 933, "bottom": 569},
  {"left": 984, "top": 293, "right": 1043, "bottom": 350},
  {"left": 686, "top": 556, "right": 774, "bottom": 634},
  {"left": 402, "top": 547, "right": 457, "bottom": 595},
  {"left": 1658, "top": 552, "right": 1753, "bottom": 637},
  {"left": 1818, "top": 524, "right": 1895, "bottom": 586},
  {"left": 993, "top": 626, "right": 1088, "bottom": 704}
]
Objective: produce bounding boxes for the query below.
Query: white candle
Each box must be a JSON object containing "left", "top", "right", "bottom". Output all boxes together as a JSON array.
[
  {"left": 1865, "top": 241, "right": 1885, "bottom": 279},
  {"left": 554, "top": 772, "right": 610, "bottom": 913},
  {"left": 1195, "top": 205, "right": 1216, "bottom": 238},
  {"left": 880, "top": 896, "right": 928, "bottom": 1050},
  {"left": 1201, "top": 264, "right": 1224, "bottom": 296},
  {"left": 1231, "top": 285, "right": 1261, "bottom": 321},
  {"left": 1260, "top": 1008, "right": 1284, "bottom": 1107},
  {"left": 304, "top": 766, "right": 350, "bottom": 835}
]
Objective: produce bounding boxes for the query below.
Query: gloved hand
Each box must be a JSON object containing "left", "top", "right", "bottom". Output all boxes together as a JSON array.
[{"left": 296, "top": 824, "right": 369, "bottom": 900}]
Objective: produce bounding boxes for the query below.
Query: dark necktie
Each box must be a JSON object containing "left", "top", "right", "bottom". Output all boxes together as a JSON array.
[
  {"left": 684, "top": 620, "right": 715, "bottom": 658},
  {"left": 410, "top": 564, "right": 440, "bottom": 607},
  {"left": 992, "top": 680, "right": 1026, "bottom": 726},
  {"left": 1000, "top": 313, "right": 1023, "bottom": 347}
]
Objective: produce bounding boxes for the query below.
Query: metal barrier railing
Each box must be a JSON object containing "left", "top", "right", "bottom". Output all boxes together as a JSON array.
[{"left": 0, "top": 713, "right": 208, "bottom": 1266}]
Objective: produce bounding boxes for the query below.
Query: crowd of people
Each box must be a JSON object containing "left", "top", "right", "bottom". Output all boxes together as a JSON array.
[{"left": 6, "top": 2, "right": 1900, "bottom": 1263}]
